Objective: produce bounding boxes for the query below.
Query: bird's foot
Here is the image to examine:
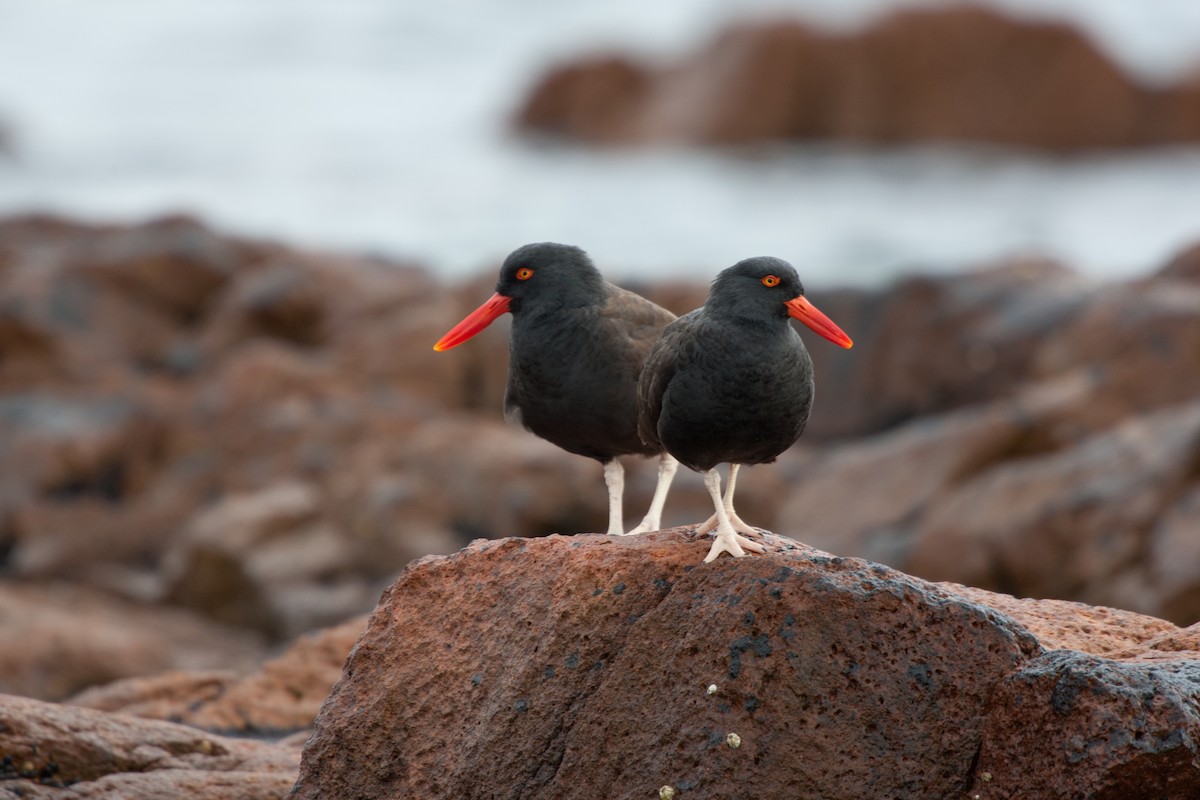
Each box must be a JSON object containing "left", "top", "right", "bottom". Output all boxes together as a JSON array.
[
  {"left": 703, "top": 528, "right": 767, "bottom": 563},
  {"left": 695, "top": 511, "right": 759, "bottom": 537},
  {"left": 623, "top": 517, "right": 661, "bottom": 535}
]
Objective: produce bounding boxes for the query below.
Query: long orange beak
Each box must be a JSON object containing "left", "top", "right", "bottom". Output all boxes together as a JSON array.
[
  {"left": 785, "top": 295, "right": 853, "bottom": 349},
  {"left": 433, "top": 293, "right": 512, "bottom": 351}
]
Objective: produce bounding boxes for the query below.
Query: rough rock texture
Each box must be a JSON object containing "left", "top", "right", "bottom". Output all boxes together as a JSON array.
[
  {"left": 291, "top": 531, "right": 1200, "bottom": 800},
  {"left": 515, "top": 7, "right": 1200, "bottom": 151},
  {"left": 0, "top": 693, "right": 299, "bottom": 799}
]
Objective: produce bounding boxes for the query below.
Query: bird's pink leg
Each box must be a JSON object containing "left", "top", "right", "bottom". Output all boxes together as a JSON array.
[
  {"left": 603, "top": 459, "right": 625, "bottom": 536},
  {"left": 695, "top": 463, "right": 759, "bottom": 537},
  {"left": 702, "top": 468, "right": 766, "bottom": 562},
  {"left": 626, "top": 454, "right": 678, "bottom": 534}
]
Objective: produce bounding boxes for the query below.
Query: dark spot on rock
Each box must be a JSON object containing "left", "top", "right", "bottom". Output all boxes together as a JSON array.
[
  {"left": 515, "top": 699, "right": 528, "bottom": 713},
  {"left": 544, "top": 665, "right": 555, "bottom": 678},
  {"left": 592, "top": 588, "right": 603, "bottom": 597},
  {"left": 1052, "top": 671, "right": 1088, "bottom": 715},
  {"left": 728, "top": 634, "right": 773, "bottom": 678},
  {"left": 592, "top": 660, "right": 604, "bottom": 671},
  {"left": 613, "top": 582, "right": 626, "bottom": 596},
  {"left": 705, "top": 730, "right": 725, "bottom": 748},
  {"left": 907, "top": 663, "right": 932, "bottom": 689},
  {"left": 565, "top": 652, "right": 579, "bottom": 669},
  {"left": 769, "top": 587, "right": 783, "bottom": 600},
  {"left": 717, "top": 703, "right": 731, "bottom": 713},
  {"left": 743, "top": 611, "right": 755, "bottom": 627},
  {"left": 653, "top": 577, "right": 671, "bottom": 591},
  {"left": 471, "top": 673, "right": 483, "bottom": 686},
  {"left": 745, "top": 697, "right": 760, "bottom": 713}
]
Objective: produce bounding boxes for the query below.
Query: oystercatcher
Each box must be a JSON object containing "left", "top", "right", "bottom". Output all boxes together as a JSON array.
[
  {"left": 637, "top": 256, "right": 853, "bottom": 562},
  {"left": 434, "top": 242, "right": 679, "bottom": 536}
]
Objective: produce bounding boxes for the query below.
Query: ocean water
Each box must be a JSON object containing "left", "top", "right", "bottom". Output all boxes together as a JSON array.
[{"left": 1, "top": 0, "right": 1199, "bottom": 285}]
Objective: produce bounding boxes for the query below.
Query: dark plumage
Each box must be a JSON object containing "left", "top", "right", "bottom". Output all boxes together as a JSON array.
[
  {"left": 435, "top": 242, "right": 679, "bottom": 536},
  {"left": 638, "top": 256, "right": 853, "bottom": 562}
]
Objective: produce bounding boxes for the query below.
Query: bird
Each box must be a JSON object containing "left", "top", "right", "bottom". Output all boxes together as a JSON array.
[
  {"left": 434, "top": 242, "right": 680, "bottom": 537},
  {"left": 637, "top": 256, "right": 853, "bottom": 563}
]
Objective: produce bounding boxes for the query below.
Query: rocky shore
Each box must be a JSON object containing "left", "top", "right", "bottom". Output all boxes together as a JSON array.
[
  {"left": 515, "top": 6, "right": 1200, "bottom": 151},
  {"left": 1, "top": 213, "right": 1199, "bottom": 796}
]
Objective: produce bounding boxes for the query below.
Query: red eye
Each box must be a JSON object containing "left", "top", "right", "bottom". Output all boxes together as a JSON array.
[
  {"left": 761, "top": 275, "right": 781, "bottom": 287},
  {"left": 516, "top": 267, "right": 534, "bottom": 281}
]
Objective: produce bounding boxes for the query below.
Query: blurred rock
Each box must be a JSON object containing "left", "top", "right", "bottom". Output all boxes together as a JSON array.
[
  {"left": 0, "top": 582, "right": 264, "bottom": 701},
  {"left": 908, "top": 401, "right": 1200, "bottom": 609},
  {"left": 1157, "top": 240, "right": 1200, "bottom": 283},
  {"left": 70, "top": 614, "right": 366, "bottom": 735},
  {"left": 3, "top": 210, "right": 1200, "bottom": 664},
  {"left": 0, "top": 693, "right": 298, "bottom": 798},
  {"left": 67, "top": 214, "right": 241, "bottom": 324},
  {"left": 516, "top": 7, "right": 1200, "bottom": 151},
  {"left": 162, "top": 481, "right": 368, "bottom": 638},
  {"left": 803, "top": 257, "right": 1088, "bottom": 440},
  {"left": 292, "top": 531, "right": 1200, "bottom": 799}
]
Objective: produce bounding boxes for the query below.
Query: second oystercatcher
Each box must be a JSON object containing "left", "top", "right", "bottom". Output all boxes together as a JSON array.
[
  {"left": 637, "top": 256, "right": 853, "bottom": 562},
  {"left": 434, "top": 242, "right": 679, "bottom": 536}
]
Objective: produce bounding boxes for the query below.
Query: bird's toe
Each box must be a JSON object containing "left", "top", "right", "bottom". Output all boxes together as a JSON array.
[{"left": 704, "top": 530, "right": 748, "bottom": 562}]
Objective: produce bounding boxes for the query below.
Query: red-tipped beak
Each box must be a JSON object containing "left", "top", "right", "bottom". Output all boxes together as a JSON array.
[
  {"left": 433, "top": 293, "right": 512, "bottom": 351},
  {"left": 785, "top": 295, "right": 853, "bottom": 349}
]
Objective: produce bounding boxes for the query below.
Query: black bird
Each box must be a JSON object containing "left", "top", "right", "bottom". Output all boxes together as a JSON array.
[
  {"left": 434, "top": 242, "right": 679, "bottom": 536},
  {"left": 637, "top": 256, "right": 853, "bottom": 562}
]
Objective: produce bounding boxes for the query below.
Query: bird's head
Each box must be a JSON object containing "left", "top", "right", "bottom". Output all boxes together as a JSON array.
[
  {"left": 434, "top": 242, "right": 604, "bottom": 351},
  {"left": 709, "top": 256, "right": 853, "bottom": 349}
]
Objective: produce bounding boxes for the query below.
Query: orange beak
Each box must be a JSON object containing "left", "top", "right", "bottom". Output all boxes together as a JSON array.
[
  {"left": 785, "top": 295, "right": 853, "bottom": 349},
  {"left": 433, "top": 293, "right": 512, "bottom": 351}
]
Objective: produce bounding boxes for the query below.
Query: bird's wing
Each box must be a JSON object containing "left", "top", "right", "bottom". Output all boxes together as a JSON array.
[
  {"left": 636, "top": 312, "right": 695, "bottom": 450},
  {"left": 600, "top": 284, "right": 677, "bottom": 351}
]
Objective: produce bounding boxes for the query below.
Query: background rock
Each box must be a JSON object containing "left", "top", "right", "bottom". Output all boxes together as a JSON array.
[
  {"left": 69, "top": 615, "right": 366, "bottom": 735},
  {"left": 515, "top": 7, "right": 1200, "bottom": 151},
  {"left": 0, "top": 693, "right": 299, "bottom": 799},
  {"left": 0, "top": 583, "right": 264, "bottom": 701},
  {"left": 3, "top": 212, "right": 1200, "bottom": 710}
]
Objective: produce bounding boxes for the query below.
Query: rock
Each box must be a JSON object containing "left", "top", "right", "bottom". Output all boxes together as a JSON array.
[
  {"left": 908, "top": 401, "right": 1200, "bottom": 614},
  {"left": 802, "top": 258, "right": 1088, "bottom": 440},
  {"left": 163, "top": 481, "right": 370, "bottom": 637},
  {"left": 0, "top": 693, "right": 298, "bottom": 799},
  {"left": 70, "top": 615, "right": 366, "bottom": 735},
  {"left": 66, "top": 214, "right": 242, "bottom": 324},
  {"left": 0, "top": 583, "right": 265, "bottom": 701},
  {"left": 515, "top": 56, "right": 652, "bottom": 144},
  {"left": 783, "top": 383, "right": 1200, "bottom": 624},
  {"left": 1159, "top": 241, "right": 1200, "bottom": 283},
  {"left": 972, "top": 651, "right": 1200, "bottom": 799},
  {"left": 515, "top": 7, "right": 1200, "bottom": 151},
  {"left": 292, "top": 531, "right": 1200, "bottom": 799}
]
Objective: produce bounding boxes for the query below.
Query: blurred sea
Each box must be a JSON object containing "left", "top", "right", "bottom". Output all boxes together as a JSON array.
[{"left": 1, "top": 0, "right": 1200, "bottom": 284}]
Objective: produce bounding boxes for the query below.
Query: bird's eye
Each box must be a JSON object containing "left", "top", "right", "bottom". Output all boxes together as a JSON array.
[
  {"left": 516, "top": 267, "right": 534, "bottom": 281},
  {"left": 761, "top": 275, "right": 781, "bottom": 287}
]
